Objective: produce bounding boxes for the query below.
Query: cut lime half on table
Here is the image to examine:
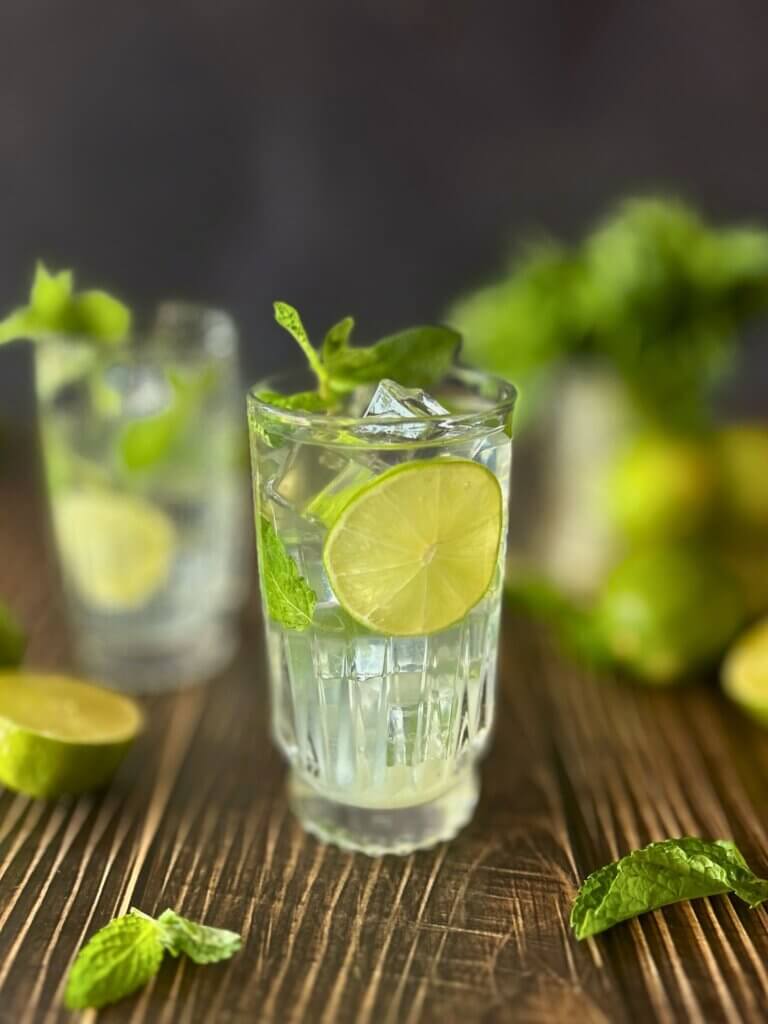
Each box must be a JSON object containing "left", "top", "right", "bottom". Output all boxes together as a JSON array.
[
  {"left": 0, "top": 674, "right": 142, "bottom": 797},
  {"left": 722, "top": 619, "right": 768, "bottom": 724},
  {"left": 323, "top": 458, "right": 503, "bottom": 636},
  {"left": 53, "top": 490, "right": 176, "bottom": 611}
]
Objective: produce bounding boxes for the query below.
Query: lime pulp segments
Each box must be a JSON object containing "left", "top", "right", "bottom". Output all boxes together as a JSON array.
[{"left": 323, "top": 458, "right": 503, "bottom": 637}]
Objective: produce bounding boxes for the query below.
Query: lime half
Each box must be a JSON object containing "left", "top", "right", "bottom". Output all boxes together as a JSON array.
[
  {"left": 722, "top": 618, "right": 768, "bottom": 724},
  {"left": 323, "top": 458, "right": 503, "bottom": 636},
  {"left": 0, "top": 673, "right": 142, "bottom": 797},
  {"left": 54, "top": 490, "right": 176, "bottom": 611}
]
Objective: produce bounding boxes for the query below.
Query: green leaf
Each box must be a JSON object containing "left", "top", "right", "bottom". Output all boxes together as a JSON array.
[
  {"left": 321, "top": 315, "right": 355, "bottom": 364},
  {"left": 157, "top": 910, "right": 242, "bottom": 964},
  {"left": 64, "top": 912, "right": 164, "bottom": 1010},
  {"left": 323, "top": 325, "right": 461, "bottom": 391},
  {"left": 0, "top": 602, "right": 25, "bottom": 667},
  {"left": 570, "top": 837, "right": 768, "bottom": 940},
  {"left": 258, "top": 517, "right": 316, "bottom": 630},
  {"left": 0, "top": 262, "right": 131, "bottom": 347},
  {"left": 256, "top": 389, "right": 334, "bottom": 413},
  {"left": 119, "top": 366, "right": 219, "bottom": 473},
  {"left": 273, "top": 301, "right": 329, "bottom": 395}
]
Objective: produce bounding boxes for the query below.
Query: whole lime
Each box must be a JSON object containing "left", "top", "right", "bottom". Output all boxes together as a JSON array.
[
  {"left": 716, "top": 424, "right": 768, "bottom": 534},
  {"left": 596, "top": 547, "right": 745, "bottom": 685},
  {"left": 608, "top": 433, "right": 716, "bottom": 541}
]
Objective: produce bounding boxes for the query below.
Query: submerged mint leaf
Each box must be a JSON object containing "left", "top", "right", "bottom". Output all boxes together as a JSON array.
[
  {"left": 157, "top": 910, "right": 242, "bottom": 964},
  {"left": 119, "top": 365, "right": 219, "bottom": 473},
  {"left": 571, "top": 837, "right": 768, "bottom": 940},
  {"left": 258, "top": 517, "right": 316, "bottom": 630},
  {"left": 273, "top": 301, "right": 330, "bottom": 397},
  {"left": 0, "top": 262, "right": 131, "bottom": 346},
  {"left": 64, "top": 911, "right": 164, "bottom": 1010},
  {"left": 323, "top": 325, "right": 461, "bottom": 392},
  {"left": 0, "top": 601, "right": 26, "bottom": 667}
]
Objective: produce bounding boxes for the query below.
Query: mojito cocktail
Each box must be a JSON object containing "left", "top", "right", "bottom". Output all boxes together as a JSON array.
[
  {"left": 37, "top": 303, "right": 248, "bottom": 692},
  {"left": 249, "top": 320, "right": 514, "bottom": 854}
]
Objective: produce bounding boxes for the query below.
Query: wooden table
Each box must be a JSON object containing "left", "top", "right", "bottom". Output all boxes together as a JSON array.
[{"left": 3, "top": 437, "right": 768, "bottom": 1024}]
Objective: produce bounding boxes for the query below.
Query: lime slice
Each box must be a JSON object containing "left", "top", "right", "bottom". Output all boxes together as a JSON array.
[
  {"left": 54, "top": 490, "right": 176, "bottom": 611},
  {"left": 722, "top": 618, "right": 768, "bottom": 724},
  {"left": 323, "top": 458, "right": 503, "bottom": 636},
  {"left": 0, "top": 673, "right": 142, "bottom": 797}
]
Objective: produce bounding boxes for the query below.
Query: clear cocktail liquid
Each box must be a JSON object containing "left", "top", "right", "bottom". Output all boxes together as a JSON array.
[{"left": 251, "top": 374, "right": 513, "bottom": 853}]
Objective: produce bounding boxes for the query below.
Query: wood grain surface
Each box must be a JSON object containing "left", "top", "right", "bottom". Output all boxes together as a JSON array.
[{"left": 3, "top": 435, "right": 768, "bottom": 1024}]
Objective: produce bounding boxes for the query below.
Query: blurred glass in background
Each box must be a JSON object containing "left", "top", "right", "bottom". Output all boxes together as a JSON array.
[{"left": 37, "top": 303, "right": 249, "bottom": 692}]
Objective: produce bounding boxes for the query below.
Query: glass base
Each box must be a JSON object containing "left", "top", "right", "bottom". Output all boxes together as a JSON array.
[
  {"left": 74, "top": 616, "right": 238, "bottom": 695},
  {"left": 289, "top": 768, "right": 479, "bottom": 856}
]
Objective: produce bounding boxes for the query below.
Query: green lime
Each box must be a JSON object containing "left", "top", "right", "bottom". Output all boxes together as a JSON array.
[
  {"left": 53, "top": 490, "right": 176, "bottom": 611},
  {"left": 0, "top": 673, "right": 142, "bottom": 797},
  {"left": 304, "top": 463, "right": 374, "bottom": 526},
  {"left": 722, "top": 619, "right": 768, "bottom": 724},
  {"left": 596, "top": 547, "right": 745, "bottom": 685},
  {"left": 323, "top": 458, "right": 503, "bottom": 636},
  {"left": 717, "top": 424, "right": 768, "bottom": 534},
  {"left": 608, "top": 433, "right": 716, "bottom": 541}
]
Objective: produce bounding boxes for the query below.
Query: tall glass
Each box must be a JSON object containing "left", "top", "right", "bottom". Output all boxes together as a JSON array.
[
  {"left": 248, "top": 369, "right": 515, "bottom": 854},
  {"left": 36, "top": 303, "right": 249, "bottom": 693}
]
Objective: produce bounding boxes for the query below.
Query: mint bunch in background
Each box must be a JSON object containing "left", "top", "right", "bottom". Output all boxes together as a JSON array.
[
  {"left": 449, "top": 196, "right": 768, "bottom": 430},
  {"left": 0, "top": 262, "right": 131, "bottom": 346},
  {"left": 452, "top": 197, "right": 768, "bottom": 687}
]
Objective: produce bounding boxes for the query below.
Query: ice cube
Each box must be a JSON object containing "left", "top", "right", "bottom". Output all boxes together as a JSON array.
[
  {"left": 358, "top": 379, "right": 450, "bottom": 441},
  {"left": 102, "top": 364, "right": 172, "bottom": 419}
]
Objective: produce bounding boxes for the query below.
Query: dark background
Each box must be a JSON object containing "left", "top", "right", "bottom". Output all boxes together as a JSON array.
[{"left": 1, "top": 1, "right": 767, "bottom": 418}]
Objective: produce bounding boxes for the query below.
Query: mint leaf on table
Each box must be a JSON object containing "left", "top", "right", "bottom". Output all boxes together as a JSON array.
[
  {"left": 157, "top": 910, "right": 243, "bottom": 964},
  {"left": 65, "top": 911, "right": 165, "bottom": 1010},
  {"left": 258, "top": 517, "right": 316, "bottom": 630},
  {"left": 0, "top": 262, "right": 130, "bottom": 346},
  {"left": 65, "top": 907, "right": 242, "bottom": 1011},
  {"left": 0, "top": 601, "right": 26, "bottom": 667},
  {"left": 322, "top": 324, "right": 461, "bottom": 392},
  {"left": 570, "top": 837, "right": 768, "bottom": 940}
]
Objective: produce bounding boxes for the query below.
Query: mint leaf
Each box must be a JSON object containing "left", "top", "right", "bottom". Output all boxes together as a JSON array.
[
  {"left": 571, "top": 837, "right": 768, "bottom": 940},
  {"left": 321, "top": 315, "right": 355, "bottom": 364},
  {"left": 0, "top": 262, "right": 130, "bottom": 347},
  {"left": 256, "top": 389, "right": 333, "bottom": 413},
  {"left": 64, "top": 907, "right": 243, "bottom": 1010},
  {"left": 0, "top": 601, "right": 25, "bottom": 667},
  {"left": 258, "top": 517, "right": 316, "bottom": 630},
  {"left": 273, "top": 301, "right": 330, "bottom": 397},
  {"left": 323, "top": 325, "right": 461, "bottom": 391},
  {"left": 157, "top": 910, "right": 242, "bottom": 964},
  {"left": 64, "top": 911, "right": 164, "bottom": 1010},
  {"left": 119, "top": 365, "right": 218, "bottom": 473}
]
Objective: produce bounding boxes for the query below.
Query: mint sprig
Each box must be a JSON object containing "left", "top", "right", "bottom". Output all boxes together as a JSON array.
[
  {"left": 65, "top": 907, "right": 242, "bottom": 1011},
  {"left": 258, "top": 517, "right": 316, "bottom": 630},
  {"left": 571, "top": 837, "right": 768, "bottom": 940},
  {"left": 0, "top": 262, "right": 130, "bottom": 346},
  {"left": 268, "top": 301, "right": 460, "bottom": 407}
]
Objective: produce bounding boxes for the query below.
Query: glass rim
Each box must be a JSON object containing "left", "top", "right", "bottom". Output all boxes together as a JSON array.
[{"left": 247, "top": 366, "right": 517, "bottom": 430}]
